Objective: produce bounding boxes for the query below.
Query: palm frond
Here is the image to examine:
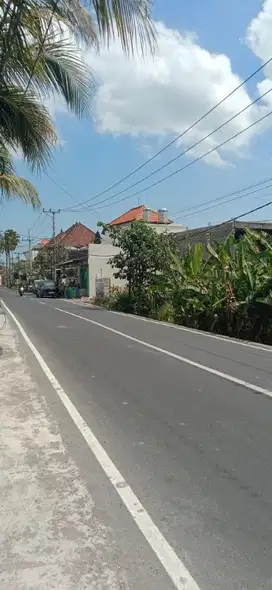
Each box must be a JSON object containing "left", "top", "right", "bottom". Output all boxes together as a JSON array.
[
  {"left": 0, "top": 173, "right": 40, "bottom": 208},
  {"left": 44, "top": 0, "right": 99, "bottom": 47},
  {"left": 0, "top": 141, "right": 16, "bottom": 175},
  {"left": 35, "top": 40, "right": 95, "bottom": 116},
  {"left": 0, "top": 85, "right": 57, "bottom": 170},
  {"left": 91, "top": 0, "right": 156, "bottom": 55}
]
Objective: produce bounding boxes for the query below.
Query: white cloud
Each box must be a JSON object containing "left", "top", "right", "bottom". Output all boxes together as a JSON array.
[
  {"left": 246, "top": 0, "right": 272, "bottom": 65},
  {"left": 245, "top": 1, "right": 272, "bottom": 140},
  {"left": 46, "top": 11, "right": 272, "bottom": 167},
  {"left": 82, "top": 21, "right": 268, "bottom": 166}
]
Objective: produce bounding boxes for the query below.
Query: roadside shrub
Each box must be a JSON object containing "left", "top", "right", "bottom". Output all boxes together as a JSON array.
[
  {"left": 93, "top": 294, "right": 111, "bottom": 308},
  {"left": 109, "top": 289, "right": 134, "bottom": 313},
  {"left": 151, "top": 302, "right": 175, "bottom": 322}
]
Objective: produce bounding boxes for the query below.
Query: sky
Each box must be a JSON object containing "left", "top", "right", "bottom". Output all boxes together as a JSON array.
[{"left": 3, "top": 0, "right": 272, "bottom": 249}]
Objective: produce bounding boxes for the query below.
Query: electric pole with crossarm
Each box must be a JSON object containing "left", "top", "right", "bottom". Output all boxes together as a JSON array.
[{"left": 43, "top": 208, "right": 60, "bottom": 281}]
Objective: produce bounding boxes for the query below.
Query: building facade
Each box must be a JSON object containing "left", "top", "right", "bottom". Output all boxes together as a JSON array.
[{"left": 88, "top": 205, "right": 185, "bottom": 298}]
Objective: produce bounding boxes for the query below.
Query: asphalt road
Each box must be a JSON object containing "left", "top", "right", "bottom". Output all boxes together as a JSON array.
[{"left": 1, "top": 288, "right": 272, "bottom": 590}]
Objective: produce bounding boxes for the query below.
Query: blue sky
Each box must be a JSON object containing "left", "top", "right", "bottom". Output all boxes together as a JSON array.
[{"left": 3, "top": 0, "right": 272, "bottom": 248}]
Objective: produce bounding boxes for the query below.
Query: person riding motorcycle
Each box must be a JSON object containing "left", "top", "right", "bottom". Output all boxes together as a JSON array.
[{"left": 18, "top": 283, "right": 24, "bottom": 296}]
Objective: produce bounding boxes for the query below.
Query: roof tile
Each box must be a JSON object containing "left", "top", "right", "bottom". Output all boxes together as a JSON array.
[
  {"left": 110, "top": 205, "right": 171, "bottom": 226},
  {"left": 47, "top": 223, "right": 95, "bottom": 249}
]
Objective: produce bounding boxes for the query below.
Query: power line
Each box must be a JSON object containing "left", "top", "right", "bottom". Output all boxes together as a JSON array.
[
  {"left": 31, "top": 212, "right": 52, "bottom": 235},
  {"left": 171, "top": 176, "right": 272, "bottom": 217},
  {"left": 172, "top": 179, "right": 272, "bottom": 223},
  {"left": 60, "top": 54, "right": 272, "bottom": 213},
  {"left": 30, "top": 210, "right": 43, "bottom": 232},
  {"left": 63, "top": 85, "right": 272, "bottom": 213},
  {"left": 177, "top": 187, "right": 272, "bottom": 223},
  {"left": 68, "top": 106, "right": 272, "bottom": 214},
  {"left": 175, "top": 200, "right": 272, "bottom": 248},
  {"left": 44, "top": 169, "right": 100, "bottom": 219}
]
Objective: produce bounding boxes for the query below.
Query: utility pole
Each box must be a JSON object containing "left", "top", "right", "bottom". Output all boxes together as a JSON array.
[
  {"left": 43, "top": 208, "right": 60, "bottom": 281},
  {"left": 11, "top": 253, "right": 14, "bottom": 284},
  {"left": 28, "top": 229, "right": 32, "bottom": 280},
  {"left": 17, "top": 252, "right": 20, "bottom": 282}
]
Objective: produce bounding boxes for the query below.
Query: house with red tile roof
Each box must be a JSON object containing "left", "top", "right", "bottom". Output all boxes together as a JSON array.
[
  {"left": 24, "top": 238, "right": 50, "bottom": 262},
  {"left": 109, "top": 205, "right": 172, "bottom": 228},
  {"left": 46, "top": 222, "right": 95, "bottom": 250},
  {"left": 35, "top": 238, "right": 49, "bottom": 249},
  {"left": 87, "top": 206, "right": 185, "bottom": 299}
]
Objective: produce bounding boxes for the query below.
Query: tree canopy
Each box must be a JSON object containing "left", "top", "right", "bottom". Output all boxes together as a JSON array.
[
  {"left": 100, "top": 222, "right": 272, "bottom": 344},
  {"left": 0, "top": 0, "right": 156, "bottom": 207}
]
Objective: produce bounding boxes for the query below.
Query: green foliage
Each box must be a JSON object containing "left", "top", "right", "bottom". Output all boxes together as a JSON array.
[
  {"left": 0, "top": 143, "right": 40, "bottom": 207},
  {"left": 0, "top": 229, "right": 20, "bottom": 286},
  {"left": 0, "top": 229, "right": 20, "bottom": 254},
  {"left": 0, "top": 0, "right": 155, "bottom": 206},
  {"left": 103, "top": 222, "right": 272, "bottom": 344},
  {"left": 107, "top": 221, "right": 177, "bottom": 315},
  {"left": 109, "top": 288, "right": 134, "bottom": 313},
  {"left": 32, "top": 247, "right": 52, "bottom": 278},
  {"left": 33, "top": 244, "right": 68, "bottom": 278}
]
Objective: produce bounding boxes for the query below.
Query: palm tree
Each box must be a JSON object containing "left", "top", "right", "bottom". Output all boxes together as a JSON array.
[
  {"left": 0, "top": 143, "right": 40, "bottom": 207},
  {"left": 0, "top": 0, "right": 155, "bottom": 171},
  {"left": 0, "top": 228, "right": 20, "bottom": 286}
]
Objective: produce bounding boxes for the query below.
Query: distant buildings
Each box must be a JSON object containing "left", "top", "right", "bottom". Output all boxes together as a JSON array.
[
  {"left": 46, "top": 222, "right": 95, "bottom": 250},
  {"left": 174, "top": 220, "right": 272, "bottom": 255},
  {"left": 109, "top": 204, "right": 185, "bottom": 235},
  {"left": 24, "top": 222, "right": 95, "bottom": 263},
  {"left": 24, "top": 238, "right": 49, "bottom": 262},
  {"left": 22, "top": 207, "right": 272, "bottom": 299},
  {"left": 88, "top": 205, "right": 185, "bottom": 298}
]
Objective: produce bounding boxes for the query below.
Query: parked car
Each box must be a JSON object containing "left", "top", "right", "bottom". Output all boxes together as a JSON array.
[
  {"left": 36, "top": 280, "right": 58, "bottom": 298},
  {"left": 33, "top": 279, "right": 44, "bottom": 295}
]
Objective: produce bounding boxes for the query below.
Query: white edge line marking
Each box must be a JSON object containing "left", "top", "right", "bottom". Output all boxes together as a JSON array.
[
  {"left": 54, "top": 306, "right": 272, "bottom": 400},
  {"left": 1, "top": 300, "right": 200, "bottom": 590},
  {"left": 66, "top": 299, "right": 272, "bottom": 353}
]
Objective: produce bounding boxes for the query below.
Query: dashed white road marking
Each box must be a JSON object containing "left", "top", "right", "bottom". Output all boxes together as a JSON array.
[
  {"left": 1, "top": 299, "right": 201, "bottom": 590},
  {"left": 54, "top": 306, "right": 272, "bottom": 400}
]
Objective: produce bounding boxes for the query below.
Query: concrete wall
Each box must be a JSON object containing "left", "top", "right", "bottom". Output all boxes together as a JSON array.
[
  {"left": 153, "top": 223, "right": 185, "bottom": 235},
  {"left": 87, "top": 223, "right": 186, "bottom": 298},
  {"left": 88, "top": 240, "right": 126, "bottom": 298},
  {"left": 24, "top": 249, "right": 39, "bottom": 262},
  {"left": 112, "top": 222, "right": 185, "bottom": 234},
  {"left": 175, "top": 224, "right": 232, "bottom": 257},
  {"left": 174, "top": 220, "right": 272, "bottom": 257}
]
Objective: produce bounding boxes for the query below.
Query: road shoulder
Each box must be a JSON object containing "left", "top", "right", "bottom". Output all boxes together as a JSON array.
[{"left": 0, "top": 315, "right": 171, "bottom": 590}]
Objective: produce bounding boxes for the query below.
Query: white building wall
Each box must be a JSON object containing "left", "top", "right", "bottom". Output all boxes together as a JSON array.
[
  {"left": 88, "top": 240, "right": 126, "bottom": 298},
  {"left": 88, "top": 223, "right": 185, "bottom": 298},
  {"left": 152, "top": 223, "right": 185, "bottom": 235},
  {"left": 24, "top": 249, "right": 39, "bottom": 262},
  {"left": 112, "top": 222, "right": 185, "bottom": 234}
]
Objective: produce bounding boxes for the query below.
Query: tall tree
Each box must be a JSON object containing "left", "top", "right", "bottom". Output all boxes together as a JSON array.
[
  {"left": 0, "top": 229, "right": 20, "bottom": 285},
  {"left": 106, "top": 221, "right": 175, "bottom": 314},
  {"left": 0, "top": 0, "right": 155, "bottom": 174},
  {"left": 33, "top": 242, "right": 68, "bottom": 279}
]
